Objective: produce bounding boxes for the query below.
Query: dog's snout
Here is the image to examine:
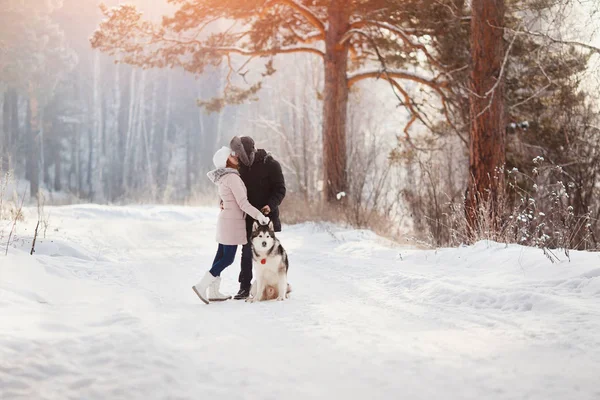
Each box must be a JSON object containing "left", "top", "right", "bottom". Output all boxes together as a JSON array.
[{"left": 262, "top": 241, "right": 267, "bottom": 247}]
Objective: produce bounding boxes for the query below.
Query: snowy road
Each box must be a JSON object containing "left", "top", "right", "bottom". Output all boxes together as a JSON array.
[{"left": 1, "top": 206, "right": 600, "bottom": 400}]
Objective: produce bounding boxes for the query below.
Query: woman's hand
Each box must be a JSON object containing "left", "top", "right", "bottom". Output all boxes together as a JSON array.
[{"left": 257, "top": 214, "right": 270, "bottom": 226}]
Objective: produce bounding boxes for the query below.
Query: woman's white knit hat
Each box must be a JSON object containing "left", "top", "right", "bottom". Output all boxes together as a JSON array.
[{"left": 213, "top": 146, "right": 232, "bottom": 169}]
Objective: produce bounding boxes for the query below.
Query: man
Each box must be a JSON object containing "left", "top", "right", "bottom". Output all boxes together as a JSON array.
[{"left": 229, "top": 136, "right": 286, "bottom": 300}]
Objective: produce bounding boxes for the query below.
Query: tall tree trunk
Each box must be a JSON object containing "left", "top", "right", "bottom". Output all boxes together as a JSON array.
[
  {"left": 68, "top": 130, "right": 77, "bottom": 193},
  {"left": 54, "top": 150, "right": 62, "bottom": 192},
  {"left": 39, "top": 106, "right": 45, "bottom": 193},
  {"left": 43, "top": 119, "right": 52, "bottom": 189},
  {"left": 87, "top": 126, "right": 94, "bottom": 200},
  {"left": 145, "top": 70, "right": 159, "bottom": 195},
  {"left": 213, "top": 66, "right": 226, "bottom": 150},
  {"left": 465, "top": 0, "right": 506, "bottom": 235},
  {"left": 322, "top": 0, "right": 350, "bottom": 204},
  {"left": 89, "top": 51, "right": 102, "bottom": 201},
  {"left": 10, "top": 90, "right": 19, "bottom": 158},
  {"left": 112, "top": 64, "right": 126, "bottom": 200},
  {"left": 122, "top": 68, "right": 137, "bottom": 195},
  {"left": 185, "top": 126, "right": 192, "bottom": 196},
  {"left": 302, "top": 87, "right": 310, "bottom": 203},
  {"left": 156, "top": 74, "right": 171, "bottom": 199},
  {"left": 2, "top": 89, "right": 19, "bottom": 172},
  {"left": 26, "top": 85, "right": 40, "bottom": 198},
  {"left": 1, "top": 91, "right": 9, "bottom": 171}
]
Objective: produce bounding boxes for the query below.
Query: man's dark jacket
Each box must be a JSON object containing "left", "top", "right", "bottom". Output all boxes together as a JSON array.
[{"left": 239, "top": 149, "right": 286, "bottom": 233}]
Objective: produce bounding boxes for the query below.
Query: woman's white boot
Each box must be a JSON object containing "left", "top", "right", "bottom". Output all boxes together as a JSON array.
[
  {"left": 192, "top": 272, "right": 217, "bottom": 304},
  {"left": 208, "top": 276, "right": 232, "bottom": 302}
]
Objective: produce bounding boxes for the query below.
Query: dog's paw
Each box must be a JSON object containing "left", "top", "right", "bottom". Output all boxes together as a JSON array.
[
  {"left": 246, "top": 297, "right": 256, "bottom": 303},
  {"left": 276, "top": 296, "right": 285, "bottom": 301}
]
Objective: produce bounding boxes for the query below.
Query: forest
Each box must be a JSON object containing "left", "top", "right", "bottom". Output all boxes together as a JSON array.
[{"left": 1, "top": 0, "right": 599, "bottom": 250}]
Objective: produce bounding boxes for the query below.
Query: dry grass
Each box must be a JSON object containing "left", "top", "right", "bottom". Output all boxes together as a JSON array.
[
  {"left": 280, "top": 192, "right": 410, "bottom": 245},
  {"left": 0, "top": 168, "right": 28, "bottom": 255},
  {"left": 407, "top": 163, "right": 600, "bottom": 256}
]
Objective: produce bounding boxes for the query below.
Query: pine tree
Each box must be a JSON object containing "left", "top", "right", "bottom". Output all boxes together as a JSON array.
[
  {"left": 91, "top": 0, "right": 454, "bottom": 203},
  {"left": 465, "top": 0, "right": 506, "bottom": 233},
  {"left": 400, "top": 0, "right": 599, "bottom": 245}
]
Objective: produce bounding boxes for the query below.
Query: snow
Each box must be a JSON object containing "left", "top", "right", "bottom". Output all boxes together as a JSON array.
[{"left": 1, "top": 205, "right": 600, "bottom": 400}]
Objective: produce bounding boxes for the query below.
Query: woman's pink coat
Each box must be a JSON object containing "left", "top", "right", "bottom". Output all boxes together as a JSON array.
[{"left": 214, "top": 172, "right": 262, "bottom": 245}]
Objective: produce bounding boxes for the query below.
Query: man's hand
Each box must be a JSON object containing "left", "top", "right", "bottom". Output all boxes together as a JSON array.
[{"left": 261, "top": 205, "right": 271, "bottom": 215}]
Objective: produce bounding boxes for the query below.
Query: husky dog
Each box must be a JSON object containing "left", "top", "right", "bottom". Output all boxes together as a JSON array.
[{"left": 248, "top": 221, "right": 290, "bottom": 302}]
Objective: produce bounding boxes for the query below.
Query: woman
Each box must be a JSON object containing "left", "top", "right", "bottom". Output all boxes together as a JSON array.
[{"left": 192, "top": 146, "right": 270, "bottom": 304}]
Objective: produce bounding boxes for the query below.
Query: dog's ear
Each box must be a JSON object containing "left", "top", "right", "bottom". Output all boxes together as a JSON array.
[
  {"left": 253, "top": 221, "right": 259, "bottom": 232},
  {"left": 268, "top": 221, "right": 274, "bottom": 231}
]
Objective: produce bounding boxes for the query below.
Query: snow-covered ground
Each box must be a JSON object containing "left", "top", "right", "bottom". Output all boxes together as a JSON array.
[{"left": 1, "top": 205, "right": 599, "bottom": 400}]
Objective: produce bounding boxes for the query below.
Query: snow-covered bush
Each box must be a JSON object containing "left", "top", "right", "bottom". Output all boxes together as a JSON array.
[
  {"left": 405, "top": 159, "right": 598, "bottom": 255},
  {"left": 0, "top": 167, "right": 26, "bottom": 255},
  {"left": 0, "top": 168, "right": 23, "bottom": 223}
]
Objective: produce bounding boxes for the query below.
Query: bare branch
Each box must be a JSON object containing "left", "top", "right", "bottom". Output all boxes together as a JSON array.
[
  {"left": 510, "top": 52, "right": 570, "bottom": 144},
  {"left": 30, "top": 221, "right": 40, "bottom": 255},
  {"left": 470, "top": 23, "right": 520, "bottom": 120},
  {"left": 273, "top": 0, "right": 326, "bottom": 37},
  {"left": 484, "top": 22, "right": 519, "bottom": 98},
  {"left": 389, "top": 80, "right": 421, "bottom": 138},
  {"left": 347, "top": 20, "right": 443, "bottom": 68},
  {"left": 284, "top": 23, "right": 323, "bottom": 44},
  {"left": 348, "top": 69, "right": 445, "bottom": 92},
  {"left": 506, "top": 26, "right": 600, "bottom": 54},
  {"left": 343, "top": 26, "right": 464, "bottom": 144}
]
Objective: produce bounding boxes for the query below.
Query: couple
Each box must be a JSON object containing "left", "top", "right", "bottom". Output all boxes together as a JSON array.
[{"left": 192, "top": 136, "right": 286, "bottom": 304}]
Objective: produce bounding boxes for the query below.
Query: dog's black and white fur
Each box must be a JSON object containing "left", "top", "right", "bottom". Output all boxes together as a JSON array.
[{"left": 248, "top": 221, "right": 289, "bottom": 302}]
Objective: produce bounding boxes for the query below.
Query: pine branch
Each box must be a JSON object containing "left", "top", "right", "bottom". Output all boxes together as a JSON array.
[
  {"left": 201, "top": 45, "right": 325, "bottom": 58},
  {"left": 347, "top": 20, "right": 443, "bottom": 68}
]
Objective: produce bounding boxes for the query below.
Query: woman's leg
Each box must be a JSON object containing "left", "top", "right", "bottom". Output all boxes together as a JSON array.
[
  {"left": 209, "top": 244, "right": 238, "bottom": 277},
  {"left": 211, "top": 244, "right": 224, "bottom": 269}
]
